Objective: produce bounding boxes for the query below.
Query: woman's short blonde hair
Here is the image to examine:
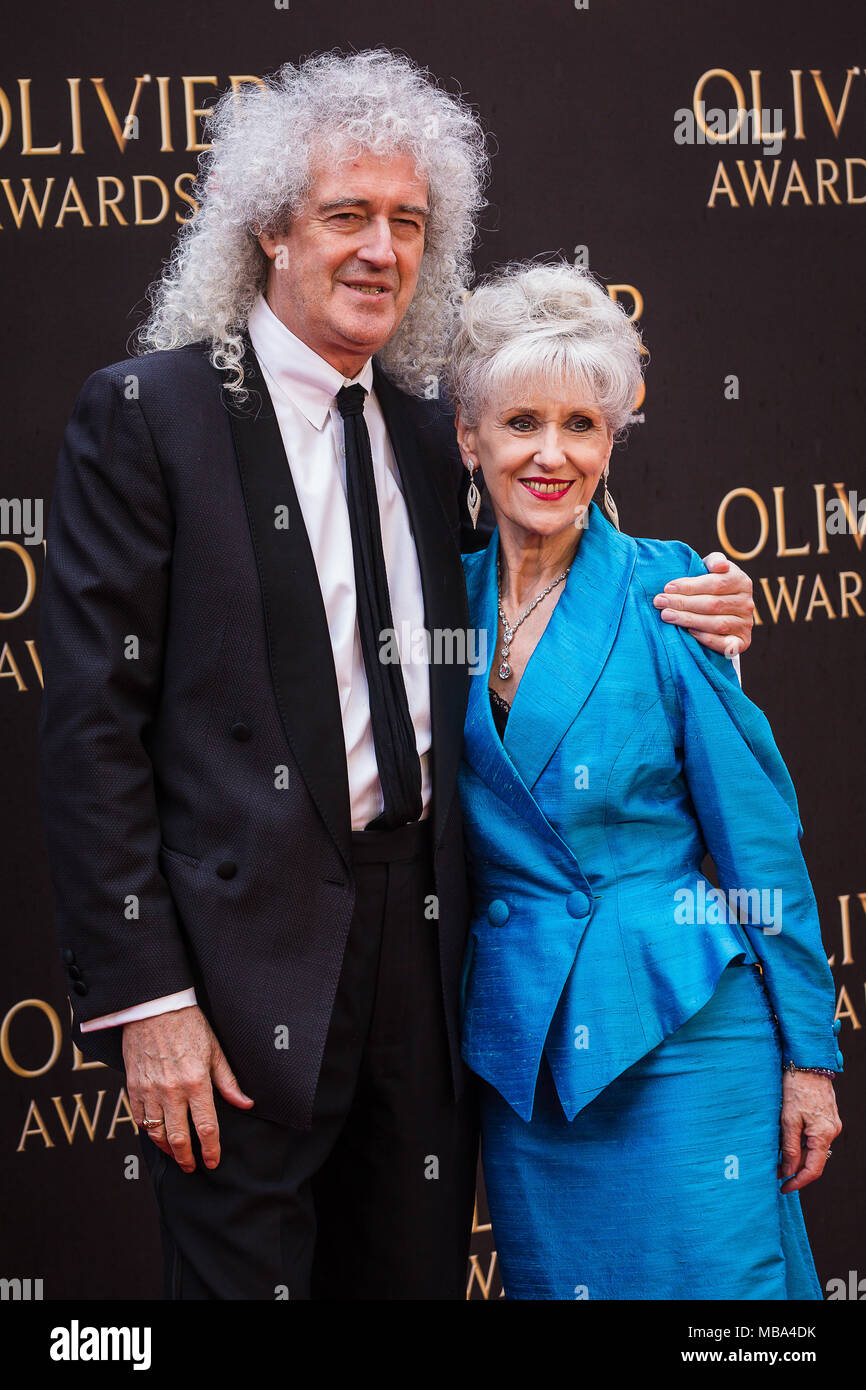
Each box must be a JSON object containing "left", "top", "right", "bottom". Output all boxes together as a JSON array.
[{"left": 445, "top": 259, "right": 645, "bottom": 436}]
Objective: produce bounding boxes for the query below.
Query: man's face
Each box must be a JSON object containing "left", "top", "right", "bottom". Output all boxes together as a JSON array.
[{"left": 258, "top": 149, "right": 430, "bottom": 377}]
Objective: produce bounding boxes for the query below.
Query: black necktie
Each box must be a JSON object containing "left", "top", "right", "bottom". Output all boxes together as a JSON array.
[{"left": 336, "top": 384, "right": 423, "bottom": 830}]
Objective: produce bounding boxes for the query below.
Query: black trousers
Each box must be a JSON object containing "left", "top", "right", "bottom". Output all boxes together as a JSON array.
[{"left": 139, "top": 820, "right": 479, "bottom": 1300}]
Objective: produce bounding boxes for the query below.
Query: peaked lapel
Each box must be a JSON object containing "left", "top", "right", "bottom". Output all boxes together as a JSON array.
[
  {"left": 228, "top": 343, "right": 353, "bottom": 873},
  {"left": 464, "top": 502, "right": 637, "bottom": 808},
  {"left": 463, "top": 536, "right": 573, "bottom": 857},
  {"left": 506, "top": 501, "right": 637, "bottom": 788},
  {"left": 373, "top": 363, "right": 470, "bottom": 849}
]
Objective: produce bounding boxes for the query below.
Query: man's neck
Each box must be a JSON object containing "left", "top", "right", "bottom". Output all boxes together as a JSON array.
[{"left": 263, "top": 293, "right": 372, "bottom": 381}]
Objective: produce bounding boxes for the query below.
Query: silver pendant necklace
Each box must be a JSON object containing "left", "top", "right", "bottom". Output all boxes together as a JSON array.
[{"left": 496, "top": 557, "right": 570, "bottom": 680}]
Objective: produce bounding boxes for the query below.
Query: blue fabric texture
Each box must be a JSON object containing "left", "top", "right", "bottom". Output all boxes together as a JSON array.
[
  {"left": 459, "top": 501, "right": 840, "bottom": 1299},
  {"left": 480, "top": 962, "right": 821, "bottom": 1300}
]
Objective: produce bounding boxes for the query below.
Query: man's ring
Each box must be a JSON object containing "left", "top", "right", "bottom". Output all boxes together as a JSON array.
[{"left": 141, "top": 1117, "right": 165, "bottom": 1130}]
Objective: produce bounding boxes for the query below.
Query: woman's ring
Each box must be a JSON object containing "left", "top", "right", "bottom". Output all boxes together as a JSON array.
[{"left": 140, "top": 1117, "right": 165, "bottom": 1130}]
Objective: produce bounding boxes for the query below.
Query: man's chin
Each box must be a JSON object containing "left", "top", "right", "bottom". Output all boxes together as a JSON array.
[{"left": 330, "top": 315, "right": 400, "bottom": 358}]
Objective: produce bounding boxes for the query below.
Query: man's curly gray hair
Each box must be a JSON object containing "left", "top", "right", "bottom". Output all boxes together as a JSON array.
[{"left": 136, "top": 49, "right": 489, "bottom": 399}]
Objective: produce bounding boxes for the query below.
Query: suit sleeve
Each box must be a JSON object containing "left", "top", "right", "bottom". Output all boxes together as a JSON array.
[
  {"left": 659, "top": 546, "right": 841, "bottom": 1073},
  {"left": 38, "top": 367, "right": 196, "bottom": 1029}
]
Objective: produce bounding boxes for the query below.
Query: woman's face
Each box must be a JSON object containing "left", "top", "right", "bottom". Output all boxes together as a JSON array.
[{"left": 457, "top": 383, "right": 613, "bottom": 545}]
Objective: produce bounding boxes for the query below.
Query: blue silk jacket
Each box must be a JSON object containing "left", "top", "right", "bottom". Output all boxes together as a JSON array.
[{"left": 459, "top": 501, "right": 842, "bottom": 1122}]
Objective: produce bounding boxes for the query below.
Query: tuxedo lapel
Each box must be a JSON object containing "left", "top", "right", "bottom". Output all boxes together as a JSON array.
[
  {"left": 228, "top": 344, "right": 353, "bottom": 873},
  {"left": 373, "top": 364, "right": 470, "bottom": 849}
]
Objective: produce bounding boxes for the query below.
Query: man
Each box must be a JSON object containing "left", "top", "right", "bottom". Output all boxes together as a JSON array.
[{"left": 37, "top": 50, "right": 754, "bottom": 1300}]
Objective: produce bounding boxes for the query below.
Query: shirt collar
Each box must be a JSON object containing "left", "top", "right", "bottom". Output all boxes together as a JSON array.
[{"left": 246, "top": 291, "right": 375, "bottom": 430}]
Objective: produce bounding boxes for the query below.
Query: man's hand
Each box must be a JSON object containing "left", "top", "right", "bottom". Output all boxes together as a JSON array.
[
  {"left": 779, "top": 1071, "right": 841, "bottom": 1194},
  {"left": 653, "top": 553, "right": 754, "bottom": 657},
  {"left": 124, "top": 1006, "right": 254, "bottom": 1172}
]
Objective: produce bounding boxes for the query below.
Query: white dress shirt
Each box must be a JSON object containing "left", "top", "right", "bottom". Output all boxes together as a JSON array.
[{"left": 83, "top": 293, "right": 432, "bottom": 1034}]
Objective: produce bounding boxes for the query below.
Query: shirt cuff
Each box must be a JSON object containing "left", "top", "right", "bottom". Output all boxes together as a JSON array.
[{"left": 79, "top": 988, "right": 198, "bottom": 1032}]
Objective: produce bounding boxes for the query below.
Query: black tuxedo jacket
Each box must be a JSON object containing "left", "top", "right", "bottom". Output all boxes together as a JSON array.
[{"left": 38, "top": 341, "right": 491, "bottom": 1129}]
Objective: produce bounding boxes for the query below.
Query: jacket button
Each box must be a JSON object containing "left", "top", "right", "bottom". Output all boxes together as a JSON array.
[
  {"left": 487, "top": 899, "right": 509, "bottom": 927},
  {"left": 72, "top": 982, "right": 89, "bottom": 996},
  {"left": 60, "top": 948, "right": 76, "bottom": 965},
  {"left": 835, "top": 1049, "right": 844, "bottom": 1068},
  {"left": 832, "top": 1019, "right": 842, "bottom": 1035},
  {"left": 67, "top": 965, "right": 84, "bottom": 982},
  {"left": 216, "top": 861, "right": 237, "bottom": 880},
  {"left": 230, "top": 722, "right": 252, "bottom": 742},
  {"left": 566, "top": 890, "right": 591, "bottom": 919}
]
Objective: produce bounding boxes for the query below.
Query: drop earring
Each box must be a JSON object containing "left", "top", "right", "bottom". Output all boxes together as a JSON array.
[
  {"left": 601, "top": 463, "right": 620, "bottom": 531},
  {"left": 466, "top": 461, "right": 481, "bottom": 530}
]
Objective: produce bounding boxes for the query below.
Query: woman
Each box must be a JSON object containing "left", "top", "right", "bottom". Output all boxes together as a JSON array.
[{"left": 446, "top": 261, "right": 842, "bottom": 1300}]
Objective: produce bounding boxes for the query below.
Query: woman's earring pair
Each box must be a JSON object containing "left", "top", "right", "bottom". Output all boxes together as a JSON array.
[{"left": 464, "top": 458, "right": 619, "bottom": 532}]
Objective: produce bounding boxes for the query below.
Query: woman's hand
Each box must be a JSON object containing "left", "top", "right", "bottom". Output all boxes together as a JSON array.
[{"left": 779, "top": 1071, "right": 841, "bottom": 1193}]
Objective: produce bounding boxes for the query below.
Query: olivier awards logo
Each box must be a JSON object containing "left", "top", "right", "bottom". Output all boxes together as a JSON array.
[
  {"left": 716, "top": 483, "right": 865, "bottom": 627},
  {"left": 0, "top": 527, "right": 44, "bottom": 696},
  {"left": 674, "top": 67, "right": 866, "bottom": 208},
  {"left": 2, "top": 997, "right": 136, "bottom": 1152},
  {"left": 0, "top": 73, "right": 266, "bottom": 230}
]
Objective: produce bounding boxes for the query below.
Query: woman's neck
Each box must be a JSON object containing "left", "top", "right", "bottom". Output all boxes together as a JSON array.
[{"left": 497, "top": 522, "right": 584, "bottom": 612}]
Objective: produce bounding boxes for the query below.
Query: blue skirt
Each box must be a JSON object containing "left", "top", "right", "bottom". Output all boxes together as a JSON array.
[{"left": 480, "top": 963, "right": 821, "bottom": 1300}]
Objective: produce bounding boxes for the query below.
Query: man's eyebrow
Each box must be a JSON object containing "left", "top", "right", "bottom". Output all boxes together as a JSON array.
[{"left": 317, "top": 197, "right": 430, "bottom": 217}]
